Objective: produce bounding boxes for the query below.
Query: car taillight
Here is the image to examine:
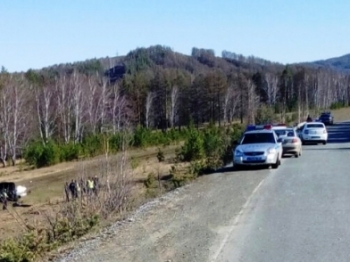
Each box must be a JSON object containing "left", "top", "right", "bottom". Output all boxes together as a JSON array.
[{"left": 292, "top": 138, "right": 298, "bottom": 143}]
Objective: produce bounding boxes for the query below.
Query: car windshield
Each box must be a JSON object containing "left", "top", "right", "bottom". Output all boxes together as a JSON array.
[
  {"left": 306, "top": 124, "right": 324, "bottom": 128},
  {"left": 274, "top": 129, "right": 295, "bottom": 137},
  {"left": 274, "top": 129, "right": 286, "bottom": 136},
  {"left": 241, "top": 133, "right": 276, "bottom": 144}
]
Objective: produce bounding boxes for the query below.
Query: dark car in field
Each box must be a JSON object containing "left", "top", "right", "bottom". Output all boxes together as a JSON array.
[
  {"left": 0, "top": 182, "right": 27, "bottom": 202},
  {"left": 318, "top": 112, "right": 334, "bottom": 125}
]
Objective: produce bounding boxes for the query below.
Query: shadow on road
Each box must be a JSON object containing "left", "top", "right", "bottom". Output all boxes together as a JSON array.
[
  {"left": 303, "top": 147, "right": 350, "bottom": 151},
  {"left": 326, "top": 122, "right": 350, "bottom": 144},
  {"left": 213, "top": 165, "right": 272, "bottom": 174}
]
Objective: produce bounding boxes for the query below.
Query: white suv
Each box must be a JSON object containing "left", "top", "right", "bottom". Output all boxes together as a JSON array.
[{"left": 300, "top": 122, "right": 328, "bottom": 145}]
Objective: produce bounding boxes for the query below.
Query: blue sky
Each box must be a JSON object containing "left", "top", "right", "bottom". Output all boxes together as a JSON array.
[{"left": 1, "top": 0, "right": 350, "bottom": 72}]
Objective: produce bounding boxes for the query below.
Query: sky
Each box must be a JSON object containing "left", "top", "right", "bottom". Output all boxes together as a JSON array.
[{"left": 1, "top": 0, "right": 350, "bottom": 72}]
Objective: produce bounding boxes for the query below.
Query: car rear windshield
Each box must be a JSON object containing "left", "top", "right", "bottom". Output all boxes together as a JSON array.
[
  {"left": 275, "top": 129, "right": 295, "bottom": 137},
  {"left": 306, "top": 124, "right": 324, "bottom": 128},
  {"left": 241, "top": 133, "right": 276, "bottom": 144}
]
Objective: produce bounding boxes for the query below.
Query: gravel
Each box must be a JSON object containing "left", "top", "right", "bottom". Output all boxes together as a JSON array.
[{"left": 52, "top": 166, "right": 270, "bottom": 262}]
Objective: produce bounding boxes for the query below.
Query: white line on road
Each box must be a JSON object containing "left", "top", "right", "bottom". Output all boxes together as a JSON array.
[{"left": 211, "top": 177, "right": 266, "bottom": 262}]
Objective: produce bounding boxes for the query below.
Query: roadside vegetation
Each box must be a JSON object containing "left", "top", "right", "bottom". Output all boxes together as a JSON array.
[
  {"left": 0, "top": 122, "right": 244, "bottom": 262},
  {"left": 1, "top": 45, "right": 350, "bottom": 261}
]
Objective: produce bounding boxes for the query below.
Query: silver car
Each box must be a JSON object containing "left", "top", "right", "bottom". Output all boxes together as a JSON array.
[
  {"left": 233, "top": 129, "right": 283, "bottom": 169},
  {"left": 274, "top": 128, "right": 302, "bottom": 157}
]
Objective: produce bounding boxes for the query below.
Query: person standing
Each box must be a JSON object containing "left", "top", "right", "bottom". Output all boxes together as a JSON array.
[
  {"left": 64, "top": 182, "right": 70, "bottom": 202},
  {"left": 69, "top": 180, "right": 76, "bottom": 200},
  {"left": 75, "top": 180, "right": 80, "bottom": 199},
  {"left": 0, "top": 189, "right": 8, "bottom": 210}
]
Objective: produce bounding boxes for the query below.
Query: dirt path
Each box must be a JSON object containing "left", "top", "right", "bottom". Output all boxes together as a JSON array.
[{"left": 53, "top": 166, "right": 270, "bottom": 262}]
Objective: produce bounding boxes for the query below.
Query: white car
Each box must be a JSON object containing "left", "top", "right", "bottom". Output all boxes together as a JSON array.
[
  {"left": 233, "top": 129, "right": 283, "bottom": 169},
  {"left": 300, "top": 122, "right": 328, "bottom": 145}
]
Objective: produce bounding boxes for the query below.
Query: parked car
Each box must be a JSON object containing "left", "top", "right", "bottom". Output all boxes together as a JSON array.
[
  {"left": 300, "top": 122, "right": 328, "bottom": 145},
  {"left": 233, "top": 128, "right": 283, "bottom": 169},
  {"left": 0, "top": 182, "right": 27, "bottom": 202},
  {"left": 318, "top": 112, "right": 334, "bottom": 125},
  {"left": 273, "top": 128, "right": 302, "bottom": 157}
]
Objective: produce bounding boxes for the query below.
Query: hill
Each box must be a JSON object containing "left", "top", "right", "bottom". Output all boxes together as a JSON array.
[{"left": 299, "top": 53, "right": 350, "bottom": 72}]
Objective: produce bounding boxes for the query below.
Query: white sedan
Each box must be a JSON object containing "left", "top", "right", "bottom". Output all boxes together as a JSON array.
[
  {"left": 300, "top": 122, "right": 328, "bottom": 145},
  {"left": 233, "top": 129, "right": 283, "bottom": 169}
]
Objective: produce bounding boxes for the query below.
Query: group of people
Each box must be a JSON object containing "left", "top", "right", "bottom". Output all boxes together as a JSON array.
[{"left": 64, "top": 176, "right": 100, "bottom": 202}]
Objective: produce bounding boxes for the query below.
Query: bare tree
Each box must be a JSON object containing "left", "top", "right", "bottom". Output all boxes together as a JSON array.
[
  {"left": 224, "top": 86, "right": 240, "bottom": 123},
  {"left": 111, "top": 84, "right": 128, "bottom": 133},
  {"left": 70, "top": 71, "right": 85, "bottom": 143},
  {"left": 33, "top": 80, "right": 56, "bottom": 143},
  {"left": 246, "top": 79, "right": 259, "bottom": 124},
  {"left": 0, "top": 74, "right": 11, "bottom": 166},
  {"left": 169, "top": 85, "right": 179, "bottom": 128},
  {"left": 55, "top": 74, "right": 72, "bottom": 143},
  {"left": 264, "top": 73, "right": 279, "bottom": 106},
  {"left": 7, "top": 76, "right": 28, "bottom": 165},
  {"left": 86, "top": 74, "right": 102, "bottom": 134},
  {"left": 145, "top": 91, "right": 156, "bottom": 128}
]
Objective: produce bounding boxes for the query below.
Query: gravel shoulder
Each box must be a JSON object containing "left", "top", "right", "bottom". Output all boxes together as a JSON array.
[{"left": 53, "top": 166, "right": 271, "bottom": 262}]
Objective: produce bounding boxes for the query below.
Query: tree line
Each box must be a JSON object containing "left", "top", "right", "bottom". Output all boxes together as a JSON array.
[{"left": 0, "top": 45, "right": 349, "bottom": 167}]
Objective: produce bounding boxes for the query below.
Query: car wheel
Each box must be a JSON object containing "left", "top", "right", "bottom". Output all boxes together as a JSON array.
[
  {"left": 295, "top": 153, "right": 299, "bottom": 158},
  {"left": 272, "top": 157, "right": 280, "bottom": 169},
  {"left": 233, "top": 164, "right": 241, "bottom": 171},
  {"left": 323, "top": 141, "right": 327, "bottom": 145}
]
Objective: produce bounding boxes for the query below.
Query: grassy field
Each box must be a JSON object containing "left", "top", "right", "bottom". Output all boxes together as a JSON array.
[{"left": 0, "top": 143, "right": 183, "bottom": 241}]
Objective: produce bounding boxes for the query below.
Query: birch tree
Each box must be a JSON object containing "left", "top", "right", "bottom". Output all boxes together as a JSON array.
[
  {"left": 145, "top": 91, "right": 156, "bottom": 128},
  {"left": 33, "top": 80, "right": 56, "bottom": 143},
  {"left": 246, "top": 79, "right": 259, "bottom": 124},
  {"left": 264, "top": 73, "right": 279, "bottom": 106},
  {"left": 111, "top": 83, "right": 128, "bottom": 133},
  {"left": 168, "top": 85, "right": 179, "bottom": 128},
  {"left": 70, "top": 71, "right": 85, "bottom": 143},
  {"left": 7, "top": 76, "right": 28, "bottom": 165},
  {"left": 0, "top": 74, "right": 11, "bottom": 166},
  {"left": 55, "top": 74, "right": 72, "bottom": 143}
]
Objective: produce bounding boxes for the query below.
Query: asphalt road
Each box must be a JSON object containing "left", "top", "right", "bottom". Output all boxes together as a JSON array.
[
  {"left": 56, "top": 121, "right": 350, "bottom": 262},
  {"left": 217, "top": 121, "right": 350, "bottom": 262}
]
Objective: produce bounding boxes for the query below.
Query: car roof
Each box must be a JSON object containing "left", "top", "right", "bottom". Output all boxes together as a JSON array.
[
  {"left": 305, "top": 122, "right": 325, "bottom": 125},
  {"left": 305, "top": 122, "right": 325, "bottom": 127},
  {"left": 244, "top": 129, "right": 275, "bottom": 134}
]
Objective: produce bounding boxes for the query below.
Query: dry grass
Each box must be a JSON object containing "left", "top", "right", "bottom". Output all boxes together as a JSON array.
[
  {"left": 0, "top": 143, "right": 182, "bottom": 242},
  {"left": 330, "top": 107, "right": 350, "bottom": 122}
]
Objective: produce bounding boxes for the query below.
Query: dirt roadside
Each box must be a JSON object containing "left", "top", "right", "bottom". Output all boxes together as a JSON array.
[{"left": 53, "top": 166, "right": 270, "bottom": 262}]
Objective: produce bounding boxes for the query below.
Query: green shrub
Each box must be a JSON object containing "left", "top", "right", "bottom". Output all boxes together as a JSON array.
[
  {"left": 180, "top": 127, "right": 204, "bottom": 162},
  {"left": 81, "top": 135, "right": 104, "bottom": 157},
  {"left": 0, "top": 207, "right": 99, "bottom": 262},
  {"left": 330, "top": 101, "right": 346, "bottom": 109},
  {"left": 24, "top": 140, "right": 60, "bottom": 168},
  {"left": 108, "top": 133, "right": 123, "bottom": 152},
  {"left": 60, "top": 142, "right": 81, "bottom": 162},
  {"left": 256, "top": 105, "right": 278, "bottom": 124}
]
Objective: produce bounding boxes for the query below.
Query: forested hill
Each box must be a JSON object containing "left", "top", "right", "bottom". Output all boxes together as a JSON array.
[
  {"left": 1, "top": 45, "right": 350, "bottom": 166},
  {"left": 305, "top": 53, "right": 350, "bottom": 72}
]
